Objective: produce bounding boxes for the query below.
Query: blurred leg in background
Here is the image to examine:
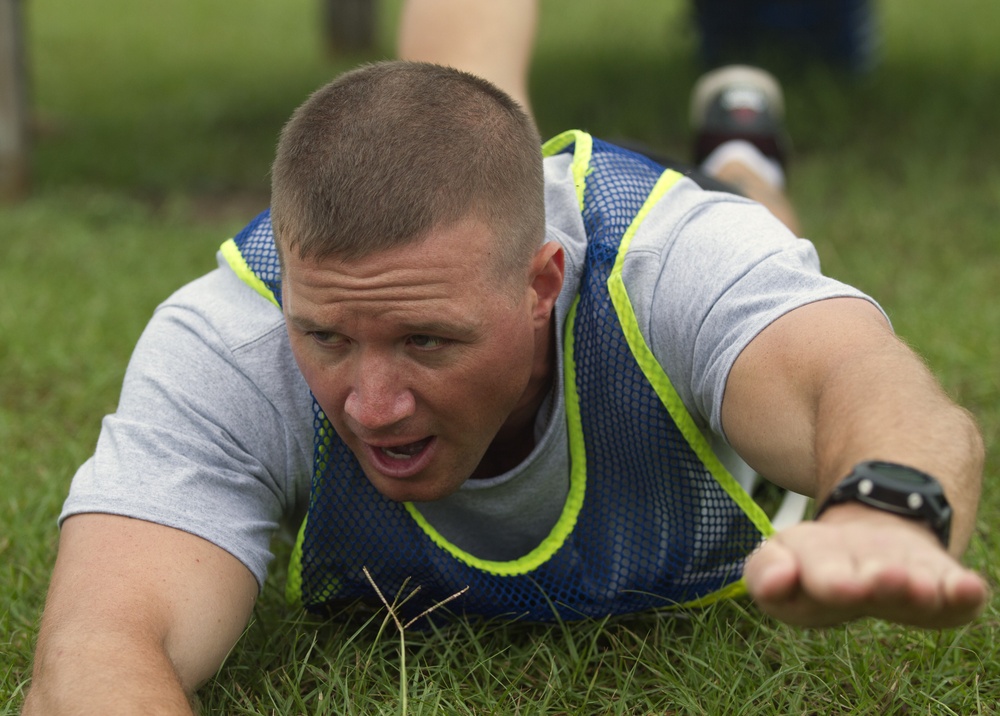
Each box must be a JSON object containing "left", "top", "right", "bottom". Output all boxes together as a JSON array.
[
  {"left": 397, "top": 0, "right": 538, "bottom": 114},
  {"left": 693, "top": 0, "right": 880, "bottom": 74},
  {"left": 396, "top": 0, "right": 802, "bottom": 233}
]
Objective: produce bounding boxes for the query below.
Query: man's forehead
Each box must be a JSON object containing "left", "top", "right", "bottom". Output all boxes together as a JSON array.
[{"left": 278, "top": 211, "right": 502, "bottom": 263}]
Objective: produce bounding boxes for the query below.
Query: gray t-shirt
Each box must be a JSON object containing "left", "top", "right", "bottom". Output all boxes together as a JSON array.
[{"left": 61, "top": 153, "right": 880, "bottom": 588}]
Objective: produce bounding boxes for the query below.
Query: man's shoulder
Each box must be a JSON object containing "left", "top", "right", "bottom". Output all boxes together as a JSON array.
[
  {"left": 123, "top": 258, "right": 310, "bottom": 464},
  {"left": 156, "top": 259, "right": 288, "bottom": 356},
  {"left": 544, "top": 146, "right": 755, "bottom": 243}
]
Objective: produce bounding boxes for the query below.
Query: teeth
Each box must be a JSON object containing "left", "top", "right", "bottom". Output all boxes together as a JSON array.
[{"left": 379, "top": 439, "right": 428, "bottom": 460}]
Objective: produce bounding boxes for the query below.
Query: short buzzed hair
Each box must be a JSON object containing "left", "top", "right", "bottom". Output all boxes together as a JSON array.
[{"left": 270, "top": 61, "right": 545, "bottom": 280}]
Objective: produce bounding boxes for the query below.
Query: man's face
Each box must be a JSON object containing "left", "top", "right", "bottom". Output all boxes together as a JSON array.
[{"left": 282, "top": 217, "right": 563, "bottom": 502}]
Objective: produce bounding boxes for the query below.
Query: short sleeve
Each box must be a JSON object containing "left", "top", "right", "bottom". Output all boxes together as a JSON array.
[
  {"left": 622, "top": 181, "right": 885, "bottom": 439},
  {"left": 60, "top": 267, "right": 313, "bottom": 589}
]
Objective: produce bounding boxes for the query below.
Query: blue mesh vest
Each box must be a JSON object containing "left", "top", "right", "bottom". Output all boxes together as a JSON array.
[{"left": 220, "top": 130, "right": 774, "bottom": 623}]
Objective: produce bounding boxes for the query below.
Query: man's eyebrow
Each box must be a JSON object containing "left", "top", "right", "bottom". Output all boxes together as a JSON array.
[
  {"left": 286, "top": 313, "right": 480, "bottom": 338},
  {"left": 402, "top": 319, "right": 481, "bottom": 338},
  {"left": 286, "top": 314, "right": 330, "bottom": 332}
]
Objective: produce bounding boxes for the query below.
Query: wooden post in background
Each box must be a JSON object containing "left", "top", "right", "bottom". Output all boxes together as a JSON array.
[
  {"left": 323, "top": 0, "right": 376, "bottom": 55},
  {"left": 1, "top": 0, "right": 30, "bottom": 202}
]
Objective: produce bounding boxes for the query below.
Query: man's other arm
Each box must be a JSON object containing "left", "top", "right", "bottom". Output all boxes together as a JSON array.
[
  {"left": 23, "top": 514, "right": 258, "bottom": 715},
  {"left": 722, "top": 296, "right": 987, "bottom": 628}
]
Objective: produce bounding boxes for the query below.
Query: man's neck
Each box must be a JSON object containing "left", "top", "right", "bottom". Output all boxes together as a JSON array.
[{"left": 470, "top": 318, "right": 557, "bottom": 480}]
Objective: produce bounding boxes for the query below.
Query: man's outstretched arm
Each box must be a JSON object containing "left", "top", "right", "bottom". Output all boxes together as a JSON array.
[
  {"left": 722, "top": 296, "right": 987, "bottom": 628},
  {"left": 23, "top": 514, "right": 258, "bottom": 715}
]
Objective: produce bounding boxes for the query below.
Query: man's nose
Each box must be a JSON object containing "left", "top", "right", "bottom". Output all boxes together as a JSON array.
[{"left": 343, "top": 353, "right": 416, "bottom": 431}]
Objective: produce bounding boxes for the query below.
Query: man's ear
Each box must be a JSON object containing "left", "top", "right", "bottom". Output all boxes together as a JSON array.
[{"left": 528, "top": 242, "right": 565, "bottom": 324}]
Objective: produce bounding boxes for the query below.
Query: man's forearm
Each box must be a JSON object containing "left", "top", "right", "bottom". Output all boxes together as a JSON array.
[
  {"left": 724, "top": 297, "right": 983, "bottom": 553},
  {"left": 24, "top": 515, "right": 258, "bottom": 716},
  {"left": 810, "top": 332, "right": 984, "bottom": 555},
  {"left": 25, "top": 630, "right": 195, "bottom": 716},
  {"left": 727, "top": 298, "right": 987, "bottom": 627}
]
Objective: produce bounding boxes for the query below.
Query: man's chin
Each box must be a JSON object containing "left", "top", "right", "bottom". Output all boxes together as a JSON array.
[{"left": 364, "top": 469, "right": 466, "bottom": 503}]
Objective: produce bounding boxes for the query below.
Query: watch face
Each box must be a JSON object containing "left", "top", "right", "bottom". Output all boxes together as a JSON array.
[{"left": 869, "top": 462, "right": 932, "bottom": 486}]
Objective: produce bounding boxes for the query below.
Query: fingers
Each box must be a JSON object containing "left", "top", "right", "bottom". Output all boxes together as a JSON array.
[
  {"left": 744, "top": 518, "right": 989, "bottom": 629},
  {"left": 744, "top": 538, "right": 800, "bottom": 603},
  {"left": 745, "top": 535, "right": 866, "bottom": 627},
  {"left": 941, "top": 567, "right": 991, "bottom": 623}
]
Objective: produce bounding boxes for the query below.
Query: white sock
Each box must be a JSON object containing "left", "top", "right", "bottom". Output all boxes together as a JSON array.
[{"left": 700, "top": 139, "right": 786, "bottom": 190}]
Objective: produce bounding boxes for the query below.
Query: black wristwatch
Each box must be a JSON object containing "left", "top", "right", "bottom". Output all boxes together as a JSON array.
[{"left": 815, "top": 461, "right": 952, "bottom": 548}]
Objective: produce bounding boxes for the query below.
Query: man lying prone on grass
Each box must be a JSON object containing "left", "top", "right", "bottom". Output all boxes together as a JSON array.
[{"left": 24, "top": 54, "right": 987, "bottom": 716}]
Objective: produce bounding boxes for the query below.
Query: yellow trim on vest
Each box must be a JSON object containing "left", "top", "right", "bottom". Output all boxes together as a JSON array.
[
  {"left": 285, "top": 517, "right": 307, "bottom": 607},
  {"left": 394, "top": 132, "right": 599, "bottom": 577},
  {"left": 402, "top": 309, "right": 587, "bottom": 577},
  {"left": 606, "top": 168, "right": 776, "bottom": 545},
  {"left": 221, "top": 235, "right": 302, "bottom": 604},
  {"left": 542, "top": 130, "right": 593, "bottom": 210},
  {"left": 220, "top": 238, "right": 281, "bottom": 309},
  {"left": 668, "top": 578, "right": 749, "bottom": 609},
  {"left": 287, "top": 412, "right": 342, "bottom": 606}
]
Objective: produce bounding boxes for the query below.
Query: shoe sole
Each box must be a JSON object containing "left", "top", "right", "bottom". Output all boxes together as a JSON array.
[{"left": 689, "top": 64, "right": 786, "bottom": 129}]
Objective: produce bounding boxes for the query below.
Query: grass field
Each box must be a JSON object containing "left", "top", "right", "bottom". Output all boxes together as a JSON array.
[{"left": 2, "top": 0, "right": 999, "bottom": 712}]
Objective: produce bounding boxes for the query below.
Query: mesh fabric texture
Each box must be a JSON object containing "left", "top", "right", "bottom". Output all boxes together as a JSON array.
[{"left": 233, "top": 209, "right": 284, "bottom": 307}]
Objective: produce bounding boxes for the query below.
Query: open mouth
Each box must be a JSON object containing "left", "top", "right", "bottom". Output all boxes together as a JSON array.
[
  {"left": 365, "top": 436, "right": 436, "bottom": 479},
  {"left": 378, "top": 438, "right": 432, "bottom": 460}
]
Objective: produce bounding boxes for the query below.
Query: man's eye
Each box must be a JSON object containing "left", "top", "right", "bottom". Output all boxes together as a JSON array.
[
  {"left": 410, "top": 335, "right": 446, "bottom": 349},
  {"left": 310, "top": 331, "right": 345, "bottom": 346}
]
